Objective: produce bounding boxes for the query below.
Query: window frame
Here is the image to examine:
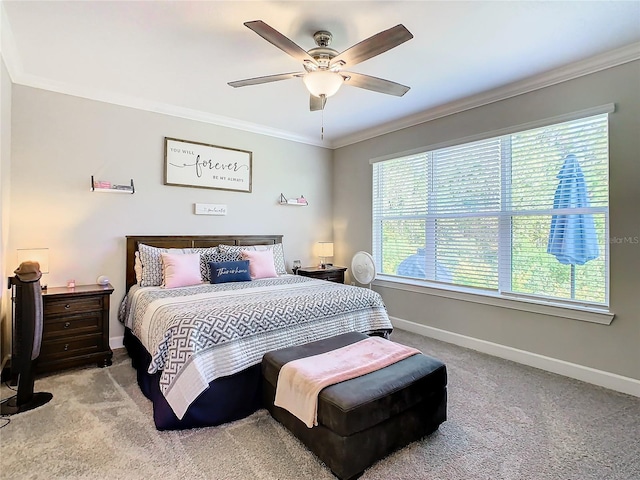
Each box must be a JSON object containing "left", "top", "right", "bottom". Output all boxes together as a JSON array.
[{"left": 370, "top": 104, "right": 615, "bottom": 324}]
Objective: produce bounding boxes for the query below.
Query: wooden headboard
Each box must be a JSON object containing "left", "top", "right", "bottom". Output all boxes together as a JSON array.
[{"left": 125, "top": 234, "right": 283, "bottom": 292}]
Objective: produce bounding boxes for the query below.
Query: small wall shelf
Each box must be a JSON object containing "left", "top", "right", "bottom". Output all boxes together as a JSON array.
[
  {"left": 279, "top": 193, "right": 308, "bottom": 206},
  {"left": 91, "top": 176, "right": 135, "bottom": 194}
]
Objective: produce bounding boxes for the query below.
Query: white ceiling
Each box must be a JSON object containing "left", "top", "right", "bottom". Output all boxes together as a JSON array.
[{"left": 2, "top": 1, "right": 639, "bottom": 148}]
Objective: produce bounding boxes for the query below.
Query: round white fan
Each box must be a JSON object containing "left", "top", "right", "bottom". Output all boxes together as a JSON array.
[{"left": 351, "top": 251, "right": 376, "bottom": 288}]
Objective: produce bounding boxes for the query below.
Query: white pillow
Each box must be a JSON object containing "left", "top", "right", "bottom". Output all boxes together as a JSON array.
[{"left": 134, "top": 252, "right": 143, "bottom": 285}]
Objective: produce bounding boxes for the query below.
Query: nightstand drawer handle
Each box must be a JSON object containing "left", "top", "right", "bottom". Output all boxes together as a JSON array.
[
  {"left": 64, "top": 344, "right": 69, "bottom": 351},
  {"left": 64, "top": 304, "right": 71, "bottom": 310},
  {"left": 64, "top": 322, "right": 71, "bottom": 329}
]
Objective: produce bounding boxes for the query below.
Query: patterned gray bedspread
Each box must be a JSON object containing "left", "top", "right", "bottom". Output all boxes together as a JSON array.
[{"left": 120, "top": 275, "right": 392, "bottom": 419}]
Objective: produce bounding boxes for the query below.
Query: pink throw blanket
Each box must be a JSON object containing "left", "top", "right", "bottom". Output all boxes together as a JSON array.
[{"left": 274, "top": 337, "right": 421, "bottom": 428}]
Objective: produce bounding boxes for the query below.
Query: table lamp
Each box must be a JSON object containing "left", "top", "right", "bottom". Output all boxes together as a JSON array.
[{"left": 318, "top": 242, "right": 334, "bottom": 269}]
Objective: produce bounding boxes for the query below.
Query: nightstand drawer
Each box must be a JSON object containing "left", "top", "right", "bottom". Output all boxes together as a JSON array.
[
  {"left": 323, "top": 273, "right": 344, "bottom": 283},
  {"left": 43, "top": 312, "right": 102, "bottom": 338},
  {"left": 44, "top": 296, "right": 102, "bottom": 316},
  {"left": 39, "top": 333, "right": 103, "bottom": 360}
]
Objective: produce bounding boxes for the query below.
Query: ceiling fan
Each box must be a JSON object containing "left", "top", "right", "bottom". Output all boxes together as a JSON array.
[{"left": 228, "top": 21, "right": 413, "bottom": 112}]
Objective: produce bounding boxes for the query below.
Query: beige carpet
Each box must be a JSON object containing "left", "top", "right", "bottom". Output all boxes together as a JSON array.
[{"left": 1, "top": 328, "right": 639, "bottom": 480}]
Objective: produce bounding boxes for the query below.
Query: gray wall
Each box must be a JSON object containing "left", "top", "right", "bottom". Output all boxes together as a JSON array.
[
  {"left": 7, "top": 86, "right": 333, "bottom": 345},
  {"left": 0, "top": 58, "right": 11, "bottom": 365},
  {"left": 334, "top": 61, "right": 640, "bottom": 380}
]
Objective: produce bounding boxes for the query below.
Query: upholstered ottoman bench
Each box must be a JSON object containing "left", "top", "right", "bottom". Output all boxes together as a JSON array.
[{"left": 262, "top": 332, "right": 447, "bottom": 480}]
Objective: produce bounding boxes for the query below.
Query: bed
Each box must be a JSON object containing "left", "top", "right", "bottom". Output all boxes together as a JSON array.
[{"left": 120, "top": 235, "right": 393, "bottom": 430}]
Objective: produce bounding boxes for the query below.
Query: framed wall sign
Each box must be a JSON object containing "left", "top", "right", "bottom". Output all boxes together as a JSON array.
[{"left": 164, "top": 137, "right": 252, "bottom": 193}]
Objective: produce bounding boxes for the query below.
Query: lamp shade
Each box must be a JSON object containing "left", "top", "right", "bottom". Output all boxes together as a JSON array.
[
  {"left": 318, "top": 242, "right": 334, "bottom": 258},
  {"left": 303, "top": 71, "right": 343, "bottom": 98},
  {"left": 17, "top": 248, "right": 49, "bottom": 274}
]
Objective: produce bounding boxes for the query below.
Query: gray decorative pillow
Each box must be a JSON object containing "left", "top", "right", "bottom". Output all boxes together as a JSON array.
[
  {"left": 218, "top": 243, "right": 286, "bottom": 275},
  {"left": 138, "top": 243, "right": 172, "bottom": 286},
  {"left": 185, "top": 247, "right": 219, "bottom": 282},
  {"left": 193, "top": 249, "right": 241, "bottom": 282}
]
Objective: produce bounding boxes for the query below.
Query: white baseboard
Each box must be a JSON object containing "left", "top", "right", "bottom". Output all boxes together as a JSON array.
[
  {"left": 391, "top": 316, "right": 640, "bottom": 398},
  {"left": 110, "top": 336, "right": 124, "bottom": 350}
]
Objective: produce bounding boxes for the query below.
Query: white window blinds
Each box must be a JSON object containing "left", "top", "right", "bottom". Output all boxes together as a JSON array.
[{"left": 372, "top": 111, "right": 609, "bottom": 306}]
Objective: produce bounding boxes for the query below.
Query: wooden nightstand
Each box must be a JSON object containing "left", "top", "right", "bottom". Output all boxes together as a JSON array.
[
  {"left": 297, "top": 266, "right": 347, "bottom": 284},
  {"left": 37, "top": 284, "right": 114, "bottom": 373}
]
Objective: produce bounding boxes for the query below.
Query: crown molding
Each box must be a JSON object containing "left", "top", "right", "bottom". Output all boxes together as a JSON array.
[
  {"left": 0, "top": 2, "right": 326, "bottom": 148},
  {"left": 2, "top": 3, "right": 638, "bottom": 152},
  {"left": 331, "top": 42, "right": 640, "bottom": 149},
  {"left": 0, "top": 2, "right": 23, "bottom": 80},
  {"left": 11, "top": 71, "right": 328, "bottom": 148}
]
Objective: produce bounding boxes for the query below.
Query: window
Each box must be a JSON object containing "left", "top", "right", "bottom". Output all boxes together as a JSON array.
[{"left": 372, "top": 109, "right": 610, "bottom": 307}]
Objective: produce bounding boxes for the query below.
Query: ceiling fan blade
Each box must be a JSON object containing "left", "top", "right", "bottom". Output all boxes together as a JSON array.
[
  {"left": 244, "top": 20, "right": 317, "bottom": 65},
  {"left": 228, "top": 72, "right": 304, "bottom": 88},
  {"left": 331, "top": 24, "right": 413, "bottom": 68},
  {"left": 343, "top": 72, "right": 410, "bottom": 96},
  {"left": 310, "top": 94, "right": 327, "bottom": 112}
]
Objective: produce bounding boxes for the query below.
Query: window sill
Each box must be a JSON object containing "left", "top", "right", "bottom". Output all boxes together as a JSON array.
[{"left": 373, "top": 275, "right": 615, "bottom": 325}]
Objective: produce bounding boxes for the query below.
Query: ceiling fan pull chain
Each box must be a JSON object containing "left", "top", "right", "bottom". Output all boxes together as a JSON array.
[{"left": 321, "top": 95, "right": 325, "bottom": 140}]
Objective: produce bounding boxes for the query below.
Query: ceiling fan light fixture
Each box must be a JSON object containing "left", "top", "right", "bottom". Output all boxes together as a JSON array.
[{"left": 303, "top": 71, "right": 344, "bottom": 98}]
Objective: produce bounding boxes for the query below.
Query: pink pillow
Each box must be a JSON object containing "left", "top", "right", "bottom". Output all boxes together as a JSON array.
[
  {"left": 241, "top": 249, "right": 278, "bottom": 280},
  {"left": 161, "top": 252, "right": 202, "bottom": 288}
]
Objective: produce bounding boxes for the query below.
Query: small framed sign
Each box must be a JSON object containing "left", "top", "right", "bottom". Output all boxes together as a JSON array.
[
  {"left": 164, "top": 137, "right": 252, "bottom": 193},
  {"left": 194, "top": 203, "right": 228, "bottom": 216}
]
